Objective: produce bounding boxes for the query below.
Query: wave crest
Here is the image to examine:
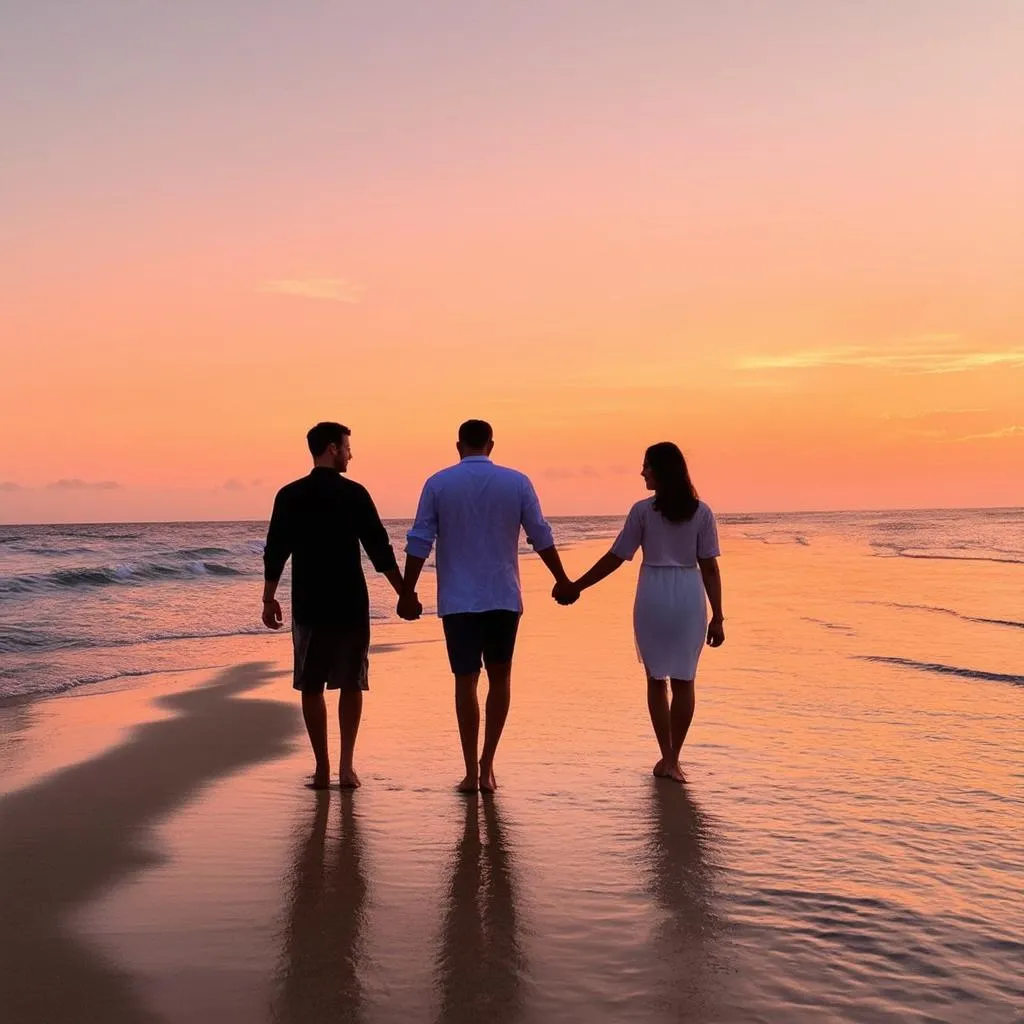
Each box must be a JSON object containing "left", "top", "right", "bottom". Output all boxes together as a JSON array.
[{"left": 0, "top": 560, "right": 247, "bottom": 594}]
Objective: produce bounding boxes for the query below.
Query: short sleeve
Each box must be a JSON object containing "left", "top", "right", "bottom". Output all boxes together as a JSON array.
[
  {"left": 610, "top": 503, "right": 644, "bottom": 561},
  {"left": 697, "top": 504, "right": 720, "bottom": 559}
]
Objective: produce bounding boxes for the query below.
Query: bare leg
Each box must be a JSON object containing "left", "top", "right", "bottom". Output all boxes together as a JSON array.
[
  {"left": 647, "top": 677, "right": 673, "bottom": 777},
  {"left": 455, "top": 672, "right": 481, "bottom": 792},
  {"left": 479, "top": 661, "right": 511, "bottom": 792},
  {"left": 338, "top": 689, "right": 363, "bottom": 788},
  {"left": 669, "top": 679, "right": 696, "bottom": 775},
  {"left": 301, "top": 691, "right": 330, "bottom": 788}
]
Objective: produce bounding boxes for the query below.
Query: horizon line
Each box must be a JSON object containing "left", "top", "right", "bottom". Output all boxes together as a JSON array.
[{"left": 1, "top": 504, "right": 1021, "bottom": 529}]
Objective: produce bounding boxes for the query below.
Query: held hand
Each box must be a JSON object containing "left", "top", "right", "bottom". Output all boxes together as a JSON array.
[
  {"left": 397, "top": 592, "right": 422, "bottom": 621},
  {"left": 552, "top": 579, "right": 581, "bottom": 606},
  {"left": 262, "top": 599, "right": 283, "bottom": 630},
  {"left": 706, "top": 618, "right": 725, "bottom": 648}
]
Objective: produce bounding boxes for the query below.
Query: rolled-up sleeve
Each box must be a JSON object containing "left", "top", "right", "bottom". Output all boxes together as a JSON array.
[
  {"left": 610, "top": 503, "right": 644, "bottom": 560},
  {"left": 697, "top": 505, "right": 721, "bottom": 559},
  {"left": 263, "top": 489, "right": 291, "bottom": 582},
  {"left": 520, "top": 477, "right": 555, "bottom": 551},
  {"left": 356, "top": 487, "right": 399, "bottom": 573},
  {"left": 405, "top": 480, "right": 438, "bottom": 559}
]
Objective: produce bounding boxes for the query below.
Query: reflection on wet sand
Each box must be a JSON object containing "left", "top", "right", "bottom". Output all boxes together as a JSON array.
[
  {"left": 274, "top": 789, "right": 368, "bottom": 1024},
  {"left": 0, "top": 663, "right": 296, "bottom": 1023},
  {"left": 435, "top": 797, "right": 524, "bottom": 1024},
  {"left": 645, "top": 782, "right": 722, "bottom": 1022}
]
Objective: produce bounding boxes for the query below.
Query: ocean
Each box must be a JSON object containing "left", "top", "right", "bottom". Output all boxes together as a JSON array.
[
  {"left": 0, "top": 508, "right": 1022, "bottom": 1020},
  {"left": 1, "top": 509, "right": 1021, "bottom": 703}
]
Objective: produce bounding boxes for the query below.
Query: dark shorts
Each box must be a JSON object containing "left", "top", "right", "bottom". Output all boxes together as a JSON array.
[
  {"left": 292, "top": 621, "right": 370, "bottom": 693},
  {"left": 441, "top": 611, "right": 521, "bottom": 676}
]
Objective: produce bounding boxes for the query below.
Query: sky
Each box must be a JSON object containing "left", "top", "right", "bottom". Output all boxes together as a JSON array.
[{"left": 1, "top": 1, "right": 1022, "bottom": 522}]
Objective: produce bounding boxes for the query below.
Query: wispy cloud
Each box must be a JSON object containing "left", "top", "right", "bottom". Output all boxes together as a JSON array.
[
  {"left": 878, "top": 408, "right": 989, "bottom": 423},
  {"left": 263, "top": 277, "right": 365, "bottom": 303},
  {"left": 222, "top": 478, "right": 264, "bottom": 491},
  {"left": 0, "top": 481, "right": 21, "bottom": 491},
  {"left": 949, "top": 425, "right": 1024, "bottom": 442},
  {"left": 47, "top": 479, "right": 121, "bottom": 491},
  {"left": 738, "top": 337, "right": 1024, "bottom": 375}
]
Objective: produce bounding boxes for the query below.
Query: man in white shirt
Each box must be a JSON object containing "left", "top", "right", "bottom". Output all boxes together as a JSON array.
[{"left": 399, "top": 419, "right": 573, "bottom": 793}]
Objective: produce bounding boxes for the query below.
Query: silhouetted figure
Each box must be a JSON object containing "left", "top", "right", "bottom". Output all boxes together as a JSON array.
[
  {"left": 557, "top": 443, "right": 725, "bottom": 781},
  {"left": 263, "top": 421, "right": 414, "bottom": 789},
  {"left": 400, "top": 419, "right": 571, "bottom": 793}
]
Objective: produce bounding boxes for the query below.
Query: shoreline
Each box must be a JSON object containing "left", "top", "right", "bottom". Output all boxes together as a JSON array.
[
  {"left": 1, "top": 504, "right": 1022, "bottom": 530},
  {"left": 1, "top": 528, "right": 1022, "bottom": 1021}
]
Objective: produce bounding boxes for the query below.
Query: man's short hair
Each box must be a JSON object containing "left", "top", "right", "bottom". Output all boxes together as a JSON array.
[
  {"left": 458, "top": 419, "right": 493, "bottom": 449},
  {"left": 307, "top": 421, "right": 350, "bottom": 457}
]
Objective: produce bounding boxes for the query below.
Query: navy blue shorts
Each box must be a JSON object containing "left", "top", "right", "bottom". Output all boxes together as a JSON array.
[{"left": 441, "top": 611, "right": 521, "bottom": 675}]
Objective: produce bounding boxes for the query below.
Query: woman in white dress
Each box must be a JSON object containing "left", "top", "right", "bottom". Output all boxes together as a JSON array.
[{"left": 558, "top": 443, "right": 725, "bottom": 782}]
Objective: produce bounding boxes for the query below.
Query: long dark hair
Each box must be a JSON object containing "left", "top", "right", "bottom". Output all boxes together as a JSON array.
[{"left": 646, "top": 442, "right": 699, "bottom": 523}]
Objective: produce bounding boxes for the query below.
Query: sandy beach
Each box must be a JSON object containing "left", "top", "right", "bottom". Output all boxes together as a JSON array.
[{"left": 2, "top": 530, "right": 1022, "bottom": 1023}]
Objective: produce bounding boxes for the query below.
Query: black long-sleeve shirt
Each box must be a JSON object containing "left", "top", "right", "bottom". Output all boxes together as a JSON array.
[{"left": 263, "top": 468, "right": 398, "bottom": 626}]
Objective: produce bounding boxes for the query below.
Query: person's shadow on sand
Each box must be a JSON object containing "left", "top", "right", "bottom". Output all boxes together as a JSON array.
[
  {"left": 0, "top": 662, "right": 297, "bottom": 1024},
  {"left": 435, "top": 796, "right": 524, "bottom": 1024},
  {"left": 645, "top": 782, "right": 723, "bottom": 1021},
  {"left": 272, "top": 789, "right": 368, "bottom": 1024}
]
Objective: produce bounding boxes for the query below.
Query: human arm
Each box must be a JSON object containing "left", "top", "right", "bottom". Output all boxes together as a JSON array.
[
  {"left": 262, "top": 490, "right": 291, "bottom": 629},
  {"left": 353, "top": 486, "right": 417, "bottom": 616},
  {"left": 573, "top": 551, "right": 626, "bottom": 592},
  {"left": 355, "top": 486, "right": 403, "bottom": 593},
  {"left": 519, "top": 476, "right": 572, "bottom": 595},
  {"left": 537, "top": 544, "right": 569, "bottom": 583},
  {"left": 556, "top": 502, "right": 639, "bottom": 602},
  {"left": 698, "top": 557, "right": 724, "bottom": 646},
  {"left": 398, "top": 554, "right": 426, "bottom": 619},
  {"left": 697, "top": 506, "right": 724, "bottom": 646},
  {"left": 399, "top": 482, "right": 437, "bottom": 619}
]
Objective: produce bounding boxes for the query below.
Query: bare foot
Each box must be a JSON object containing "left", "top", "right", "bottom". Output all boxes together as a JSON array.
[
  {"left": 339, "top": 768, "right": 361, "bottom": 789},
  {"left": 457, "top": 775, "right": 479, "bottom": 794},
  {"left": 306, "top": 771, "right": 331, "bottom": 790},
  {"left": 653, "top": 758, "right": 670, "bottom": 778},
  {"left": 479, "top": 762, "right": 497, "bottom": 793},
  {"left": 664, "top": 761, "right": 686, "bottom": 783}
]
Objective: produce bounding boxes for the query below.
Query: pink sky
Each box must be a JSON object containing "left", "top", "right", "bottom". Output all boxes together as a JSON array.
[{"left": 1, "top": 2, "right": 1022, "bottom": 522}]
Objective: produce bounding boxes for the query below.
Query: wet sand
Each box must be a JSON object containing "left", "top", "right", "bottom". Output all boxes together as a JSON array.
[{"left": 1, "top": 535, "right": 1022, "bottom": 1022}]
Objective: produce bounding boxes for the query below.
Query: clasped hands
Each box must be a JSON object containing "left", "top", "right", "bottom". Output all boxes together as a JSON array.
[
  {"left": 396, "top": 591, "right": 423, "bottom": 621},
  {"left": 551, "top": 578, "right": 581, "bottom": 606}
]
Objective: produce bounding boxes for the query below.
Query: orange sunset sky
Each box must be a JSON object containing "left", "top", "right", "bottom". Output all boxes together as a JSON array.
[{"left": 2, "top": 2, "right": 1022, "bottom": 523}]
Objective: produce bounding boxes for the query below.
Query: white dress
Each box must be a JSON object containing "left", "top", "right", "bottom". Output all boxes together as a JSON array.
[{"left": 611, "top": 498, "right": 720, "bottom": 680}]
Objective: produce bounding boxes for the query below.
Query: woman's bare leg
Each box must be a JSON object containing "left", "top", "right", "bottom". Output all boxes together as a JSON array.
[{"left": 647, "top": 677, "right": 673, "bottom": 777}]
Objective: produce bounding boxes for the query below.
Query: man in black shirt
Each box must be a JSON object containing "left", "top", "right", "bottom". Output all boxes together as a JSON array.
[{"left": 262, "top": 422, "right": 418, "bottom": 788}]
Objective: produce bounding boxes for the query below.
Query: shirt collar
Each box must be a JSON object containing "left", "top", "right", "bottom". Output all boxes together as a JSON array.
[{"left": 460, "top": 456, "right": 492, "bottom": 463}]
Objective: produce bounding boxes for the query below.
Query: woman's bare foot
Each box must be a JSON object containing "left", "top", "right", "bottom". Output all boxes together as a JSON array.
[
  {"left": 306, "top": 771, "right": 331, "bottom": 790},
  {"left": 663, "top": 761, "right": 686, "bottom": 783},
  {"left": 457, "top": 775, "right": 480, "bottom": 794},
  {"left": 653, "top": 758, "right": 670, "bottom": 778},
  {"left": 479, "top": 762, "right": 497, "bottom": 793},
  {"left": 339, "top": 768, "right": 361, "bottom": 789}
]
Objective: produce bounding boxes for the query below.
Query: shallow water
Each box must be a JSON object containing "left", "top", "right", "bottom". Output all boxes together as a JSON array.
[{"left": 1, "top": 511, "right": 1022, "bottom": 1021}]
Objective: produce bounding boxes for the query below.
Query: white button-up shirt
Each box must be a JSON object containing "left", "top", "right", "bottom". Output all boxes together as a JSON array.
[{"left": 406, "top": 457, "right": 555, "bottom": 616}]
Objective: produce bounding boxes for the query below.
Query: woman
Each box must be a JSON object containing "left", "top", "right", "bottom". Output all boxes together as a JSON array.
[{"left": 558, "top": 443, "right": 724, "bottom": 782}]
